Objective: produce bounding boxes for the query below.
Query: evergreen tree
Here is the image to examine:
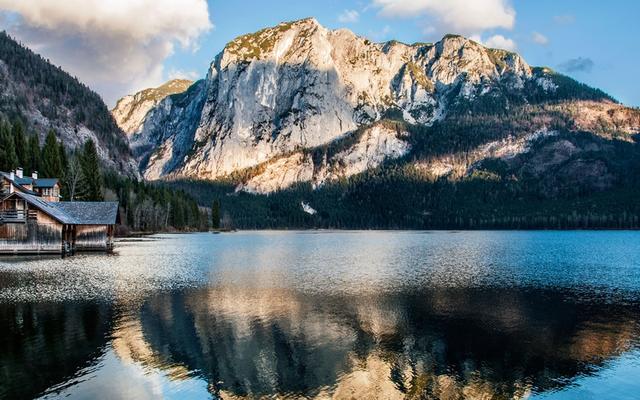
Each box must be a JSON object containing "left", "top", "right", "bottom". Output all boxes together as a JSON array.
[
  {"left": 57, "top": 142, "right": 69, "bottom": 198},
  {"left": 27, "top": 134, "right": 41, "bottom": 175},
  {"left": 211, "top": 199, "right": 221, "bottom": 229},
  {"left": 79, "top": 139, "right": 103, "bottom": 201},
  {"left": 11, "top": 120, "right": 28, "bottom": 170},
  {"left": 58, "top": 142, "right": 68, "bottom": 173},
  {"left": 41, "top": 130, "right": 63, "bottom": 178},
  {"left": 0, "top": 121, "right": 18, "bottom": 172}
]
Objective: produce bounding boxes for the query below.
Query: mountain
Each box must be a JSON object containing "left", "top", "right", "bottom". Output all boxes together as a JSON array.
[
  {"left": 115, "top": 19, "right": 638, "bottom": 187},
  {"left": 112, "top": 79, "right": 193, "bottom": 135},
  {"left": 0, "top": 31, "right": 138, "bottom": 176},
  {"left": 114, "top": 19, "right": 640, "bottom": 229}
]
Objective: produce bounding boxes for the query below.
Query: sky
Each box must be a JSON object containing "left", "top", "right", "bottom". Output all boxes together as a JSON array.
[{"left": 0, "top": 0, "right": 638, "bottom": 108}]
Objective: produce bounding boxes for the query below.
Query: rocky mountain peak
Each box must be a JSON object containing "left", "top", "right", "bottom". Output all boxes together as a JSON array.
[
  {"left": 220, "top": 17, "right": 326, "bottom": 66},
  {"left": 426, "top": 34, "right": 531, "bottom": 86},
  {"left": 112, "top": 79, "right": 193, "bottom": 135},
  {"left": 110, "top": 18, "right": 634, "bottom": 192}
]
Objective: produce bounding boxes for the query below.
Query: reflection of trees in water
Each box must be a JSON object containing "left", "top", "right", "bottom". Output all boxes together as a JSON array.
[
  {"left": 136, "top": 287, "right": 640, "bottom": 399},
  {"left": 0, "top": 301, "right": 113, "bottom": 399},
  {"left": 12, "top": 288, "right": 630, "bottom": 399}
]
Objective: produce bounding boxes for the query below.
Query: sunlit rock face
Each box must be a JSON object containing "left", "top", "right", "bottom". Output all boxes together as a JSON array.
[
  {"left": 112, "top": 79, "right": 193, "bottom": 136},
  {"left": 113, "top": 18, "right": 535, "bottom": 185},
  {"left": 238, "top": 124, "right": 411, "bottom": 193}
]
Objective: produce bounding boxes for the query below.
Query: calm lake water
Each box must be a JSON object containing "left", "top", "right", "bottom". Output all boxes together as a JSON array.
[{"left": 1, "top": 231, "right": 640, "bottom": 399}]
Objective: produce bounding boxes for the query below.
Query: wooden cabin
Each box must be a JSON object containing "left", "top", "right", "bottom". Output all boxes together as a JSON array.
[
  {"left": 8, "top": 168, "right": 61, "bottom": 202},
  {"left": 0, "top": 169, "right": 118, "bottom": 255}
]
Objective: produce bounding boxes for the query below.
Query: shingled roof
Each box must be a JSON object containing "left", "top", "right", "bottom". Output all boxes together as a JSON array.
[
  {"left": 6, "top": 175, "right": 58, "bottom": 188},
  {"left": 55, "top": 201, "right": 119, "bottom": 225},
  {"left": 2, "top": 191, "right": 118, "bottom": 225},
  {"left": 0, "top": 172, "right": 39, "bottom": 196},
  {"left": 34, "top": 178, "right": 59, "bottom": 188}
]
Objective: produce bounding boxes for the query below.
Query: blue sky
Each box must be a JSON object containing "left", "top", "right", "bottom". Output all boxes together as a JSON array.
[{"left": 1, "top": 0, "right": 639, "bottom": 107}]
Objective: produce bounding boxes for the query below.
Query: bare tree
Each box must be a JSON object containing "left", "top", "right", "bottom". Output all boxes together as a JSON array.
[{"left": 64, "top": 154, "right": 83, "bottom": 201}]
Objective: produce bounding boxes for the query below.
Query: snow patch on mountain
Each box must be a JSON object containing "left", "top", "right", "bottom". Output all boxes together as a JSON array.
[{"left": 301, "top": 202, "right": 317, "bottom": 215}]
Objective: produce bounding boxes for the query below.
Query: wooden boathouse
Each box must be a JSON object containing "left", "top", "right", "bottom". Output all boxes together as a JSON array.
[{"left": 0, "top": 169, "right": 118, "bottom": 255}]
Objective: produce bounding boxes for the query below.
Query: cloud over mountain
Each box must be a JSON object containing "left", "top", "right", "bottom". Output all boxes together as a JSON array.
[
  {"left": 532, "top": 32, "right": 549, "bottom": 45},
  {"left": 0, "top": 0, "right": 212, "bottom": 106},
  {"left": 338, "top": 9, "right": 360, "bottom": 23},
  {"left": 372, "top": 0, "right": 515, "bottom": 36},
  {"left": 560, "top": 57, "right": 595, "bottom": 73}
]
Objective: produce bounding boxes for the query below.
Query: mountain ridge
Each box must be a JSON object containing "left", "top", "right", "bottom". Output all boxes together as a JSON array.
[
  {"left": 112, "top": 18, "right": 636, "bottom": 195},
  {"left": 107, "top": 18, "right": 640, "bottom": 229},
  {"left": 112, "top": 78, "right": 193, "bottom": 136},
  {"left": 0, "top": 31, "right": 138, "bottom": 176}
]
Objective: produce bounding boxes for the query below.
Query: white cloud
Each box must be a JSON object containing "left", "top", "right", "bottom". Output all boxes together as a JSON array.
[
  {"left": 422, "top": 26, "right": 436, "bottom": 35},
  {"left": 369, "top": 25, "right": 392, "bottom": 41},
  {"left": 531, "top": 31, "right": 549, "bottom": 45},
  {"left": 482, "top": 34, "right": 517, "bottom": 51},
  {"left": 338, "top": 9, "right": 360, "bottom": 23},
  {"left": 372, "top": 0, "right": 515, "bottom": 36},
  {"left": 167, "top": 68, "right": 200, "bottom": 81},
  {"left": 0, "top": 0, "right": 212, "bottom": 106},
  {"left": 554, "top": 14, "right": 575, "bottom": 25}
]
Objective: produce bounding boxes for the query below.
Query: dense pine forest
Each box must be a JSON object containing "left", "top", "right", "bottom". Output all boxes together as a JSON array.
[
  {"left": 0, "top": 31, "right": 208, "bottom": 233},
  {"left": 0, "top": 31, "right": 129, "bottom": 156},
  {"left": 1, "top": 119, "right": 208, "bottom": 233},
  {"left": 168, "top": 104, "right": 640, "bottom": 230}
]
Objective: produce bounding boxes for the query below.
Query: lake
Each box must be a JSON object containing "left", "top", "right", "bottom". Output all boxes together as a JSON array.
[{"left": 1, "top": 231, "right": 640, "bottom": 399}]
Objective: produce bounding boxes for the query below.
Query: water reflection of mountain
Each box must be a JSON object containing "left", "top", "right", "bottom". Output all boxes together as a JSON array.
[
  {"left": 135, "top": 287, "right": 640, "bottom": 399},
  {"left": 0, "top": 301, "right": 113, "bottom": 399}
]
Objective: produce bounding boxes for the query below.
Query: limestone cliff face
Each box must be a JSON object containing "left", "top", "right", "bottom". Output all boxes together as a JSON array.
[
  {"left": 113, "top": 19, "right": 537, "bottom": 184},
  {"left": 113, "top": 18, "right": 638, "bottom": 192},
  {"left": 111, "top": 79, "right": 193, "bottom": 136},
  {"left": 238, "top": 124, "right": 411, "bottom": 193}
]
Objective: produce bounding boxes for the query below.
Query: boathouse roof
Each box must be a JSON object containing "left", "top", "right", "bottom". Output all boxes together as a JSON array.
[
  {"left": 2, "top": 191, "right": 118, "bottom": 225},
  {"left": 55, "top": 201, "right": 119, "bottom": 225}
]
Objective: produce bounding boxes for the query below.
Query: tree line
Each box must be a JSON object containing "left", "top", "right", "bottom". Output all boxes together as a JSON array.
[
  {"left": 1, "top": 118, "right": 105, "bottom": 201},
  {"left": 1, "top": 118, "right": 209, "bottom": 233},
  {"left": 165, "top": 104, "right": 640, "bottom": 230},
  {"left": 0, "top": 31, "right": 130, "bottom": 156},
  {"left": 104, "top": 172, "right": 209, "bottom": 233}
]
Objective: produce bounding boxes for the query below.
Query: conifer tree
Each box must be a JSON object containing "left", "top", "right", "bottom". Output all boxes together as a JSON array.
[
  {"left": 11, "top": 120, "right": 28, "bottom": 170},
  {"left": 79, "top": 139, "right": 103, "bottom": 201},
  {"left": 41, "top": 130, "right": 63, "bottom": 178},
  {"left": 58, "top": 142, "right": 69, "bottom": 199},
  {"left": 27, "top": 134, "right": 41, "bottom": 175},
  {"left": 211, "top": 199, "right": 221, "bottom": 229},
  {"left": 0, "top": 121, "right": 18, "bottom": 172}
]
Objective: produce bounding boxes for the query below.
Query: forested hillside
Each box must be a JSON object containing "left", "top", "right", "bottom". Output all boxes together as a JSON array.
[
  {"left": 168, "top": 99, "right": 640, "bottom": 230},
  {"left": 0, "top": 32, "right": 209, "bottom": 233},
  {"left": 0, "top": 118, "right": 208, "bottom": 232},
  {"left": 0, "top": 31, "right": 137, "bottom": 175},
  {"left": 116, "top": 19, "right": 640, "bottom": 230}
]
